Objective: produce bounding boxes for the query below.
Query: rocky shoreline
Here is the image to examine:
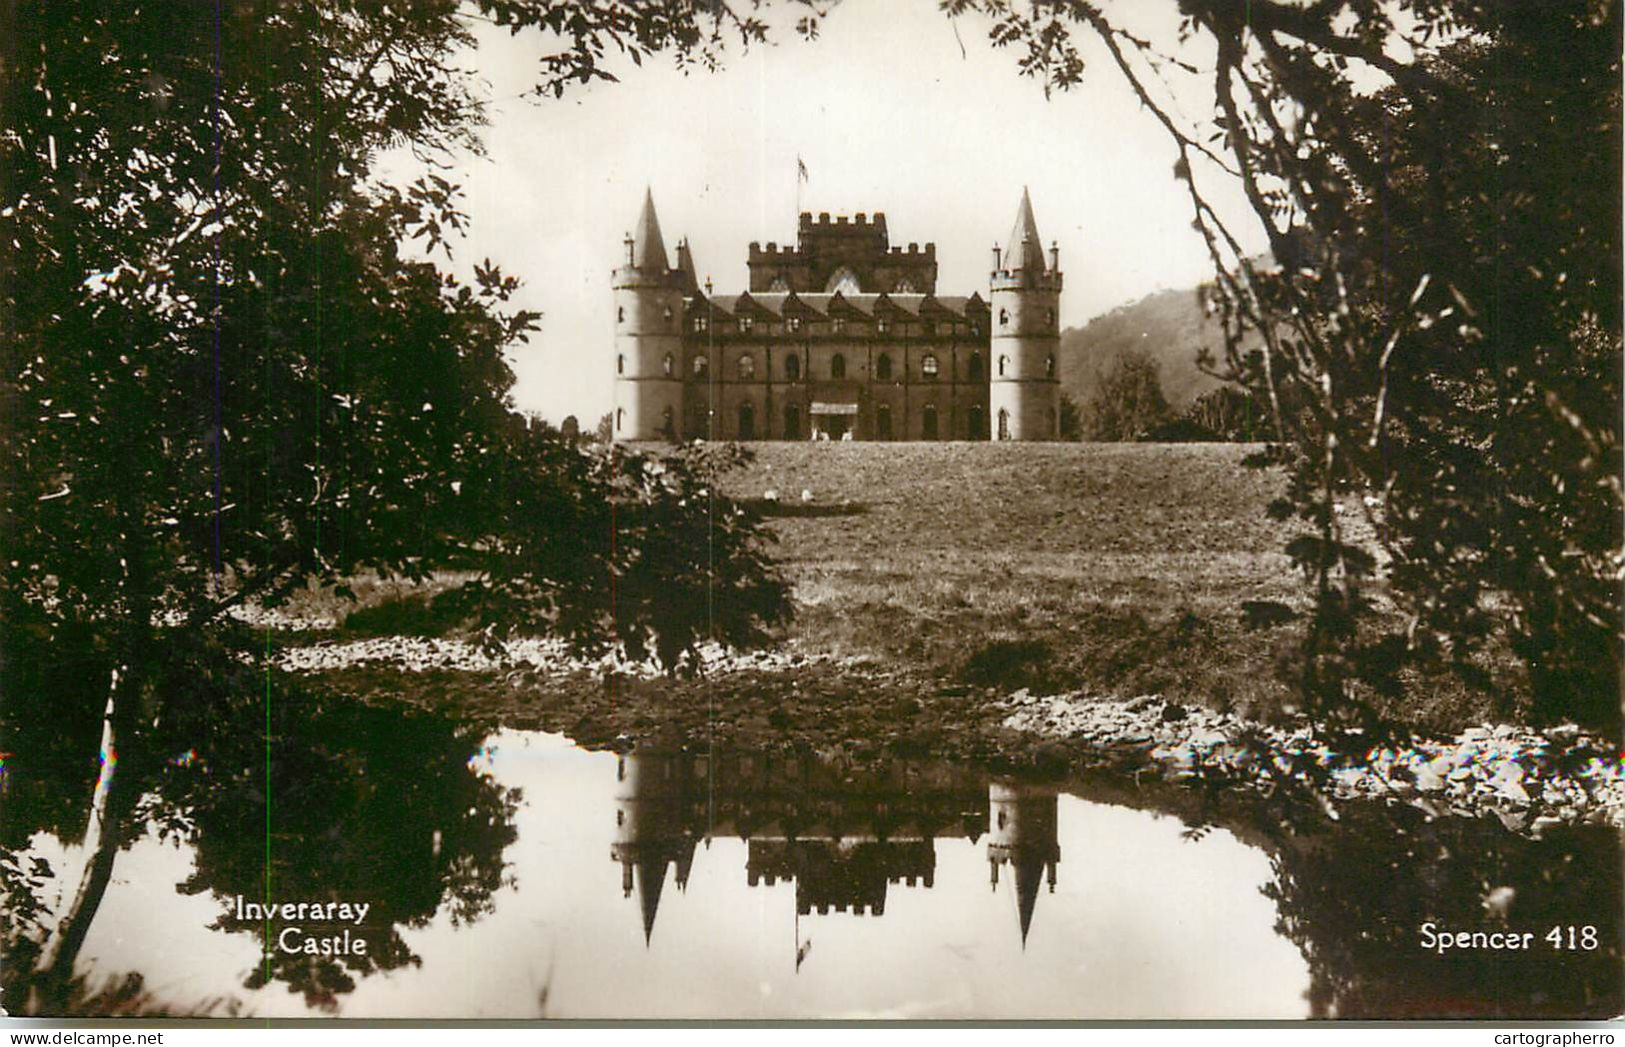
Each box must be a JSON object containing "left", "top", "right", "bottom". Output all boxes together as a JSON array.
[
  {"left": 1002, "top": 690, "right": 1625, "bottom": 834},
  {"left": 278, "top": 632, "right": 1624, "bottom": 837}
]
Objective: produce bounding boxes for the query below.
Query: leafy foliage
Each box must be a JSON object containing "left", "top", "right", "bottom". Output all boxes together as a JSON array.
[
  {"left": 1081, "top": 348, "right": 1171, "bottom": 441},
  {"left": 0, "top": 0, "right": 793, "bottom": 1010},
  {"left": 951, "top": 0, "right": 1623, "bottom": 732}
]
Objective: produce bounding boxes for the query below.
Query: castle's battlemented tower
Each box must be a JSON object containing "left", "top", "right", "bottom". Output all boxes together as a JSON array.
[
  {"left": 611, "top": 189, "right": 689, "bottom": 440},
  {"left": 989, "top": 189, "right": 1063, "bottom": 440}
]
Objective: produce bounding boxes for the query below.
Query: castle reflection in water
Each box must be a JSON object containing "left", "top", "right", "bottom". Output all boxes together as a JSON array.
[{"left": 611, "top": 748, "right": 1060, "bottom": 946}]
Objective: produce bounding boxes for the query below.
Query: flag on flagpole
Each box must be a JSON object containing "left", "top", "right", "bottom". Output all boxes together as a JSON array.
[{"left": 797, "top": 155, "right": 809, "bottom": 183}]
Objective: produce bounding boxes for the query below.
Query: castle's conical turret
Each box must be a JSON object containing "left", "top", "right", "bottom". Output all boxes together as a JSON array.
[
  {"left": 989, "top": 189, "right": 1063, "bottom": 441},
  {"left": 632, "top": 187, "right": 670, "bottom": 272},
  {"left": 1003, "top": 187, "right": 1046, "bottom": 274},
  {"left": 612, "top": 190, "right": 688, "bottom": 441},
  {"left": 987, "top": 782, "right": 1061, "bottom": 949}
]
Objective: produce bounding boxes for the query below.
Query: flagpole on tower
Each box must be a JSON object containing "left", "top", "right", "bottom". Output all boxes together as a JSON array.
[{"left": 796, "top": 154, "right": 809, "bottom": 217}]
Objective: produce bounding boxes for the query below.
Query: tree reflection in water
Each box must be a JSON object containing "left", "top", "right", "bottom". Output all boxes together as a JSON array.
[
  {"left": 1, "top": 675, "right": 518, "bottom": 1014},
  {"left": 1262, "top": 804, "right": 1622, "bottom": 1019}
]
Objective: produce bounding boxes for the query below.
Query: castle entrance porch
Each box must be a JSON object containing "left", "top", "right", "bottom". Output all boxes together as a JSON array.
[{"left": 810, "top": 402, "right": 859, "bottom": 441}]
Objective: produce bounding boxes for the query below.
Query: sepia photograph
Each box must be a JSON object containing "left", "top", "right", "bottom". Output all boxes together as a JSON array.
[{"left": 1, "top": 0, "right": 1620, "bottom": 1026}]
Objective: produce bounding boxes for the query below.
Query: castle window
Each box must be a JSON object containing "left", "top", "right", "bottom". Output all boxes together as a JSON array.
[
  {"left": 832, "top": 318, "right": 845, "bottom": 334},
  {"left": 693, "top": 315, "right": 708, "bottom": 333},
  {"left": 737, "top": 402, "right": 756, "bottom": 440},
  {"left": 693, "top": 354, "right": 709, "bottom": 378},
  {"left": 922, "top": 404, "right": 939, "bottom": 440},
  {"left": 617, "top": 354, "right": 625, "bottom": 375},
  {"left": 784, "top": 404, "right": 801, "bottom": 440},
  {"left": 1045, "top": 354, "right": 1055, "bottom": 378},
  {"left": 616, "top": 407, "right": 625, "bottom": 433},
  {"left": 661, "top": 406, "right": 675, "bottom": 439},
  {"left": 894, "top": 278, "right": 915, "bottom": 293},
  {"left": 971, "top": 322, "right": 982, "bottom": 337},
  {"left": 876, "top": 319, "right": 889, "bottom": 335},
  {"left": 769, "top": 276, "right": 790, "bottom": 292},
  {"left": 969, "top": 404, "right": 986, "bottom": 438},
  {"left": 738, "top": 354, "right": 756, "bottom": 379},
  {"left": 999, "top": 354, "right": 1009, "bottom": 377},
  {"left": 740, "top": 316, "right": 754, "bottom": 333},
  {"left": 788, "top": 316, "right": 802, "bottom": 332},
  {"left": 1046, "top": 308, "right": 1057, "bottom": 328},
  {"left": 618, "top": 306, "right": 625, "bottom": 323},
  {"left": 998, "top": 309, "right": 1009, "bottom": 327},
  {"left": 876, "top": 353, "right": 892, "bottom": 381},
  {"left": 663, "top": 353, "right": 674, "bottom": 377},
  {"left": 831, "top": 353, "right": 847, "bottom": 379},
  {"left": 876, "top": 404, "right": 893, "bottom": 441},
  {"left": 786, "top": 353, "right": 801, "bottom": 380},
  {"left": 968, "top": 352, "right": 984, "bottom": 380},
  {"left": 663, "top": 306, "right": 674, "bottom": 326},
  {"left": 998, "top": 408, "right": 1010, "bottom": 440},
  {"left": 922, "top": 354, "right": 940, "bottom": 378}
]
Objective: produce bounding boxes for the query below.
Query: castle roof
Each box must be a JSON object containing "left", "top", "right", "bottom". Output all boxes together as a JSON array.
[
  {"left": 688, "top": 291, "right": 987, "bottom": 321},
  {"left": 674, "top": 238, "right": 699, "bottom": 295},
  {"left": 631, "top": 187, "right": 670, "bottom": 272},
  {"left": 1003, "top": 187, "right": 1046, "bottom": 273}
]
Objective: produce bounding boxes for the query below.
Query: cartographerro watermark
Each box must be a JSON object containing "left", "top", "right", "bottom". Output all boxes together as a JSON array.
[
  {"left": 1493, "top": 1036, "right": 1615, "bottom": 1046},
  {"left": 1419, "top": 922, "right": 1602, "bottom": 954}
]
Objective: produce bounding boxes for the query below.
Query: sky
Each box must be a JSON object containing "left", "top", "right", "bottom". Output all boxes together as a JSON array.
[{"left": 402, "top": 1, "right": 1269, "bottom": 424}]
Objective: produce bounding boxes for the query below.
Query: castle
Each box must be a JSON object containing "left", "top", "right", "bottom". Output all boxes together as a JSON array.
[
  {"left": 610, "top": 747, "right": 1061, "bottom": 951},
  {"left": 611, "top": 189, "right": 1063, "bottom": 442}
]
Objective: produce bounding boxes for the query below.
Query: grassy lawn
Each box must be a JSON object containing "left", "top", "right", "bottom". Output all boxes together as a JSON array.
[
  {"left": 288, "top": 440, "right": 1515, "bottom": 736},
  {"left": 708, "top": 441, "right": 1511, "bottom": 730},
  {"left": 712, "top": 442, "right": 1306, "bottom": 717}
]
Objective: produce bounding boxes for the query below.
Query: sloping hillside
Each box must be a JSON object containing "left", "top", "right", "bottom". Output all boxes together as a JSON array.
[{"left": 1060, "top": 286, "right": 1235, "bottom": 409}]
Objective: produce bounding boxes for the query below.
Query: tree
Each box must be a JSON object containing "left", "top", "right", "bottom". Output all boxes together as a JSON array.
[
  {"left": 948, "top": 0, "right": 1622, "bottom": 732},
  {"left": 0, "top": 1, "right": 796, "bottom": 1010},
  {"left": 1082, "top": 348, "right": 1170, "bottom": 441},
  {"left": 1057, "top": 392, "right": 1083, "bottom": 441}
]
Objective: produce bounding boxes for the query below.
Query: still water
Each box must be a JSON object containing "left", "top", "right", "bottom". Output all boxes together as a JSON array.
[{"left": 6, "top": 697, "right": 1621, "bottom": 1020}]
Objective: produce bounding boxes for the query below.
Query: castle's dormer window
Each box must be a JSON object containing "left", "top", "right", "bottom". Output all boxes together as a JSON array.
[
  {"left": 693, "top": 315, "right": 708, "bottom": 333},
  {"left": 693, "top": 354, "right": 709, "bottom": 378},
  {"left": 922, "top": 354, "right": 940, "bottom": 378},
  {"left": 788, "top": 316, "right": 802, "bottom": 332},
  {"left": 876, "top": 319, "right": 890, "bottom": 335},
  {"left": 738, "top": 354, "right": 756, "bottom": 379},
  {"left": 876, "top": 353, "right": 892, "bottom": 381},
  {"left": 971, "top": 322, "right": 982, "bottom": 337},
  {"left": 740, "top": 316, "right": 754, "bottom": 334},
  {"left": 831, "top": 318, "right": 845, "bottom": 334}
]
